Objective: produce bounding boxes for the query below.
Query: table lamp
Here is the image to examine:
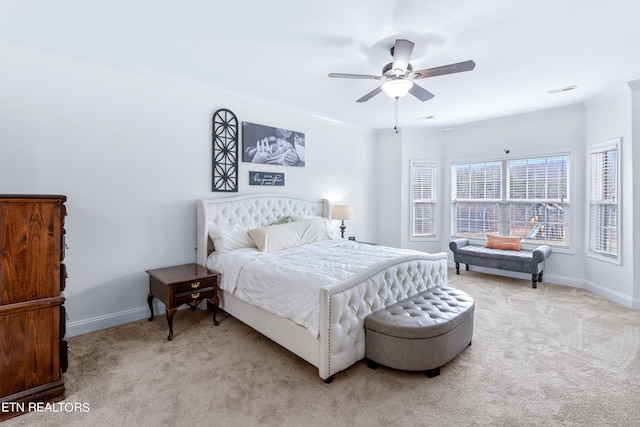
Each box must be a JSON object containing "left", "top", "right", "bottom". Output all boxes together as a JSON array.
[{"left": 332, "top": 204, "right": 353, "bottom": 239}]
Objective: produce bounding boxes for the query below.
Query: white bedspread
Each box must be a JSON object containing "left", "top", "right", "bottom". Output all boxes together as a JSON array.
[{"left": 207, "top": 239, "right": 423, "bottom": 337}]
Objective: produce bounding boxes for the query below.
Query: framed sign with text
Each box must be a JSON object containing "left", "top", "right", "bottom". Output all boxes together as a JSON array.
[{"left": 249, "top": 171, "right": 285, "bottom": 186}]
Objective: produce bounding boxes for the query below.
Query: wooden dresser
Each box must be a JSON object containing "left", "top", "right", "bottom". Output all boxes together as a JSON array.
[{"left": 0, "top": 195, "right": 68, "bottom": 420}]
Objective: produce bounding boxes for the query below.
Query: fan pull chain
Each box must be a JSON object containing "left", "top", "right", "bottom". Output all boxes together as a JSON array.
[{"left": 394, "top": 97, "right": 399, "bottom": 133}]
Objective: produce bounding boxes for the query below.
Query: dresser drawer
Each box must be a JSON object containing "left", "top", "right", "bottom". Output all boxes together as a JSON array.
[
  {"left": 60, "top": 263, "right": 67, "bottom": 292},
  {"left": 60, "top": 234, "right": 66, "bottom": 261},
  {"left": 60, "top": 305, "right": 66, "bottom": 338},
  {"left": 172, "top": 277, "right": 217, "bottom": 294},
  {"left": 173, "top": 287, "right": 216, "bottom": 307}
]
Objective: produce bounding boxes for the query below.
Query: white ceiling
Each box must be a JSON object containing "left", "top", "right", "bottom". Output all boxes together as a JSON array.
[{"left": 1, "top": 0, "right": 639, "bottom": 130}]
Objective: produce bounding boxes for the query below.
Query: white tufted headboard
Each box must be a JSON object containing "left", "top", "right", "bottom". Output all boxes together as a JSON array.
[{"left": 196, "top": 193, "right": 332, "bottom": 266}]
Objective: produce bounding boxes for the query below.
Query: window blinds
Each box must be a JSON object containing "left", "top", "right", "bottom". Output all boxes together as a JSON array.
[
  {"left": 411, "top": 162, "right": 437, "bottom": 237},
  {"left": 452, "top": 154, "right": 570, "bottom": 245},
  {"left": 589, "top": 141, "right": 619, "bottom": 259}
]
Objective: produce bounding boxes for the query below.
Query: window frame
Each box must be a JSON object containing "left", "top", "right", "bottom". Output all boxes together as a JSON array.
[
  {"left": 410, "top": 160, "right": 438, "bottom": 241},
  {"left": 450, "top": 151, "right": 572, "bottom": 250},
  {"left": 587, "top": 138, "right": 621, "bottom": 265}
]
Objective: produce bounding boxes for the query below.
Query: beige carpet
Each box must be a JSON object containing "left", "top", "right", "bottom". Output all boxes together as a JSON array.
[{"left": 6, "top": 270, "right": 640, "bottom": 426}]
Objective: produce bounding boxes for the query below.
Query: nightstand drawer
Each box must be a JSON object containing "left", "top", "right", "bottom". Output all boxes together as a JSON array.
[
  {"left": 146, "top": 263, "right": 220, "bottom": 340},
  {"left": 173, "top": 287, "right": 216, "bottom": 307},
  {"left": 173, "top": 277, "right": 217, "bottom": 294}
]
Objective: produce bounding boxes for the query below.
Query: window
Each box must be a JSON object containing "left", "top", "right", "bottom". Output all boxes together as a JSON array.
[
  {"left": 411, "top": 161, "right": 437, "bottom": 239},
  {"left": 451, "top": 153, "right": 570, "bottom": 247},
  {"left": 588, "top": 139, "right": 620, "bottom": 262}
]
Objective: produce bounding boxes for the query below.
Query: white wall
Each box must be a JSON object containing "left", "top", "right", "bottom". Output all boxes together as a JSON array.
[
  {"left": 378, "top": 106, "right": 594, "bottom": 284},
  {"left": 375, "top": 128, "right": 446, "bottom": 252},
  {"left": 0, "top": 40, "right": 377, "bottom": 336},
  {"left": 584, "top": 87, "right": 634, "bottom": 304},
  {"left": 630, "top": 80, "right": 640, "bottom": 305},
  {"left": 378, "top": 98, "right": 640, "bottom": 308},
  {"left": 375, "top": 130, "right": 403, "bottom": 247},
  {"left": 3, "top": 39, "right": 638, "bottom": 337},
  {"left": 441, "top": 105, "right": 587, "bottom": 286},
  {"left": 399, "top": 128, "right": 445, "bottom": 254}
]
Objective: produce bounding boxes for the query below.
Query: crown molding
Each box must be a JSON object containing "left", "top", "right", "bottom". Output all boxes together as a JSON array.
[{"left": 628, "top": 79, "right": 640, "bottom": 91}]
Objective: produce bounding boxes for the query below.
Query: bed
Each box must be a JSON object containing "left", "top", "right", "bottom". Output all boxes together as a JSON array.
[{"left": 196, "top": 193, "right": 448, "bottom": 382}]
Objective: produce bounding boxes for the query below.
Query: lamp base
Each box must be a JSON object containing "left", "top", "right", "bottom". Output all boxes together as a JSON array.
[{"left": 340, "top": 221, "right": 346, "bottom": 239}]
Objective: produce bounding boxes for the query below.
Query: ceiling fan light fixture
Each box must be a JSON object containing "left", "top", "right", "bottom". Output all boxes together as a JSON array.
[{"left": 381, "top": 79, "right": 413, "bottom": 99}]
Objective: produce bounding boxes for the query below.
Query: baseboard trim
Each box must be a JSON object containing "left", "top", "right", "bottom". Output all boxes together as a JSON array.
[
  {"left": 447, "top": 262, "right": 583, "bottom": 288},
  {"left": 583, "top": 280, "right": 638, "bottom": 309},
  {"left": 66, "top": 302, "right": 167, "bottom": 338},
  {"left": 447, "top": 261, "right": 638, "bottom": 308}
]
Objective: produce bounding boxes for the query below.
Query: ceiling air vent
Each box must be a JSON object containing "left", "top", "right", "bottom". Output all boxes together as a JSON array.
[{"left": 546, "top": 85, "right": 577, "bottom": 94}]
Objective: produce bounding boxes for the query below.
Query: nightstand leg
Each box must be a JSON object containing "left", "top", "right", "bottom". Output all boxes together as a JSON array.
[
  {"left": 147, "top": 293, "right": 154, "bottom": 321},
  {"left": 209, "top": 296, "right": 220, "bottom": 326},
  {"left": 165, "top": 307, "right": 177, "bottom": 341}
]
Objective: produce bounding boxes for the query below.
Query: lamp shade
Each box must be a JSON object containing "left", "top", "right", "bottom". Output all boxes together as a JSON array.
[
  {"left": 332, "top": 204, "right": 352, "bottom": 220},
  {"left": 381, "top": 79, "right": 413, "bottom": 99}
]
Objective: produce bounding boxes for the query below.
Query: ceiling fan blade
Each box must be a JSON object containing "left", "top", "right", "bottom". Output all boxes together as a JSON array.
[
  {"left": 409, "top": 84, "right": 435, "bottom": 102},
  {"left": 328, "top": 72, "right": 380, "bottom": 80},
  {"left": 411, "top": 60, "right": 476, "bottom": 80},
  {"left": 391, "top": 39, "right": 414, "bottom": 76},
  {"left": 356, "top": 86, "right": 383, "bottom": 103}
]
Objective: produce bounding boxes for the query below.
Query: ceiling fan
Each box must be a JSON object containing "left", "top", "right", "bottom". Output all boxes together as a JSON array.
[{"left": 328, "top": 39, "right": 475, "bottom": 103}]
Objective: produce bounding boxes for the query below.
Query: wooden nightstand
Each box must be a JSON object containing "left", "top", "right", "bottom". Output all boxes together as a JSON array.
[{"left": 146, "top": 263, "right": 220, "bottom": 341}]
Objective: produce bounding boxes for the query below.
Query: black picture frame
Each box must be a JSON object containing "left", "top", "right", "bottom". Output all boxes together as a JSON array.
[{"left": 242, "top": 122, "right": 305, "bottom": 167}]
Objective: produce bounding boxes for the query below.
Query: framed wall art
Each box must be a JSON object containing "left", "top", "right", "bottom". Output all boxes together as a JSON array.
[
  {"left": 212, "top": 108, "right": 239, "bottom": 192},
  {"left": 242, "top": 122, "right": 305, "bottom": 167}
]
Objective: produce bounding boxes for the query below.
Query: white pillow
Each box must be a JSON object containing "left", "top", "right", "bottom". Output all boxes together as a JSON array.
[
  {"left": 290, "top": 214, "right": 315, "bottom": 222},
  {"left": 209, "top": 223, "right": 256, "bottom": 253},
  {"left": 247, "top": 218, "right": 332, "bottom": 252}
]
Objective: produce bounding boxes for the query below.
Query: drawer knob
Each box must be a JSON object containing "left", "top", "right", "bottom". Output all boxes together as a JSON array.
[
  {"left": 191, "top": 282, "right": 200, "bottom": 289},
  {"left": 191, "top": 293, "right": 200, "bottom": 299}
]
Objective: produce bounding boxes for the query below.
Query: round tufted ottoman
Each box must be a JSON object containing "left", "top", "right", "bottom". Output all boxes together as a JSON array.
[{"left": 364, "top": 286, "right": 474, "bottom": 377}]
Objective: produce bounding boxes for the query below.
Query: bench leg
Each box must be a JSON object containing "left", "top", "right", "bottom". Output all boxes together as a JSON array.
[
  {"left": 465, "top": 264, "right": 469, "bottom": 271},
  {"left": 531, "top": 272, "right": 544, "bottom": 288},
  {"left": 455, "top": 262, "right": 460, "bottom": 274},
  {"left": 424, "top": 367, "right": 440, "bottom": 378}
]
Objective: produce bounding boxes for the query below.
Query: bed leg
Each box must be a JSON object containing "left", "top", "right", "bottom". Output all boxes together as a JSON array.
[{"left": 323, "top": 376, "right": 334, "bottom": 384}]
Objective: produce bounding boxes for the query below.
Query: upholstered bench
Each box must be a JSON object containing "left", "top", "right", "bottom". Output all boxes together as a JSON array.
[
  {"left": 364, "top": 286, "right": 474, "bottom": 378},
  {"left": 449, "top": 237, "right": 552, "bottom": 288}
]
